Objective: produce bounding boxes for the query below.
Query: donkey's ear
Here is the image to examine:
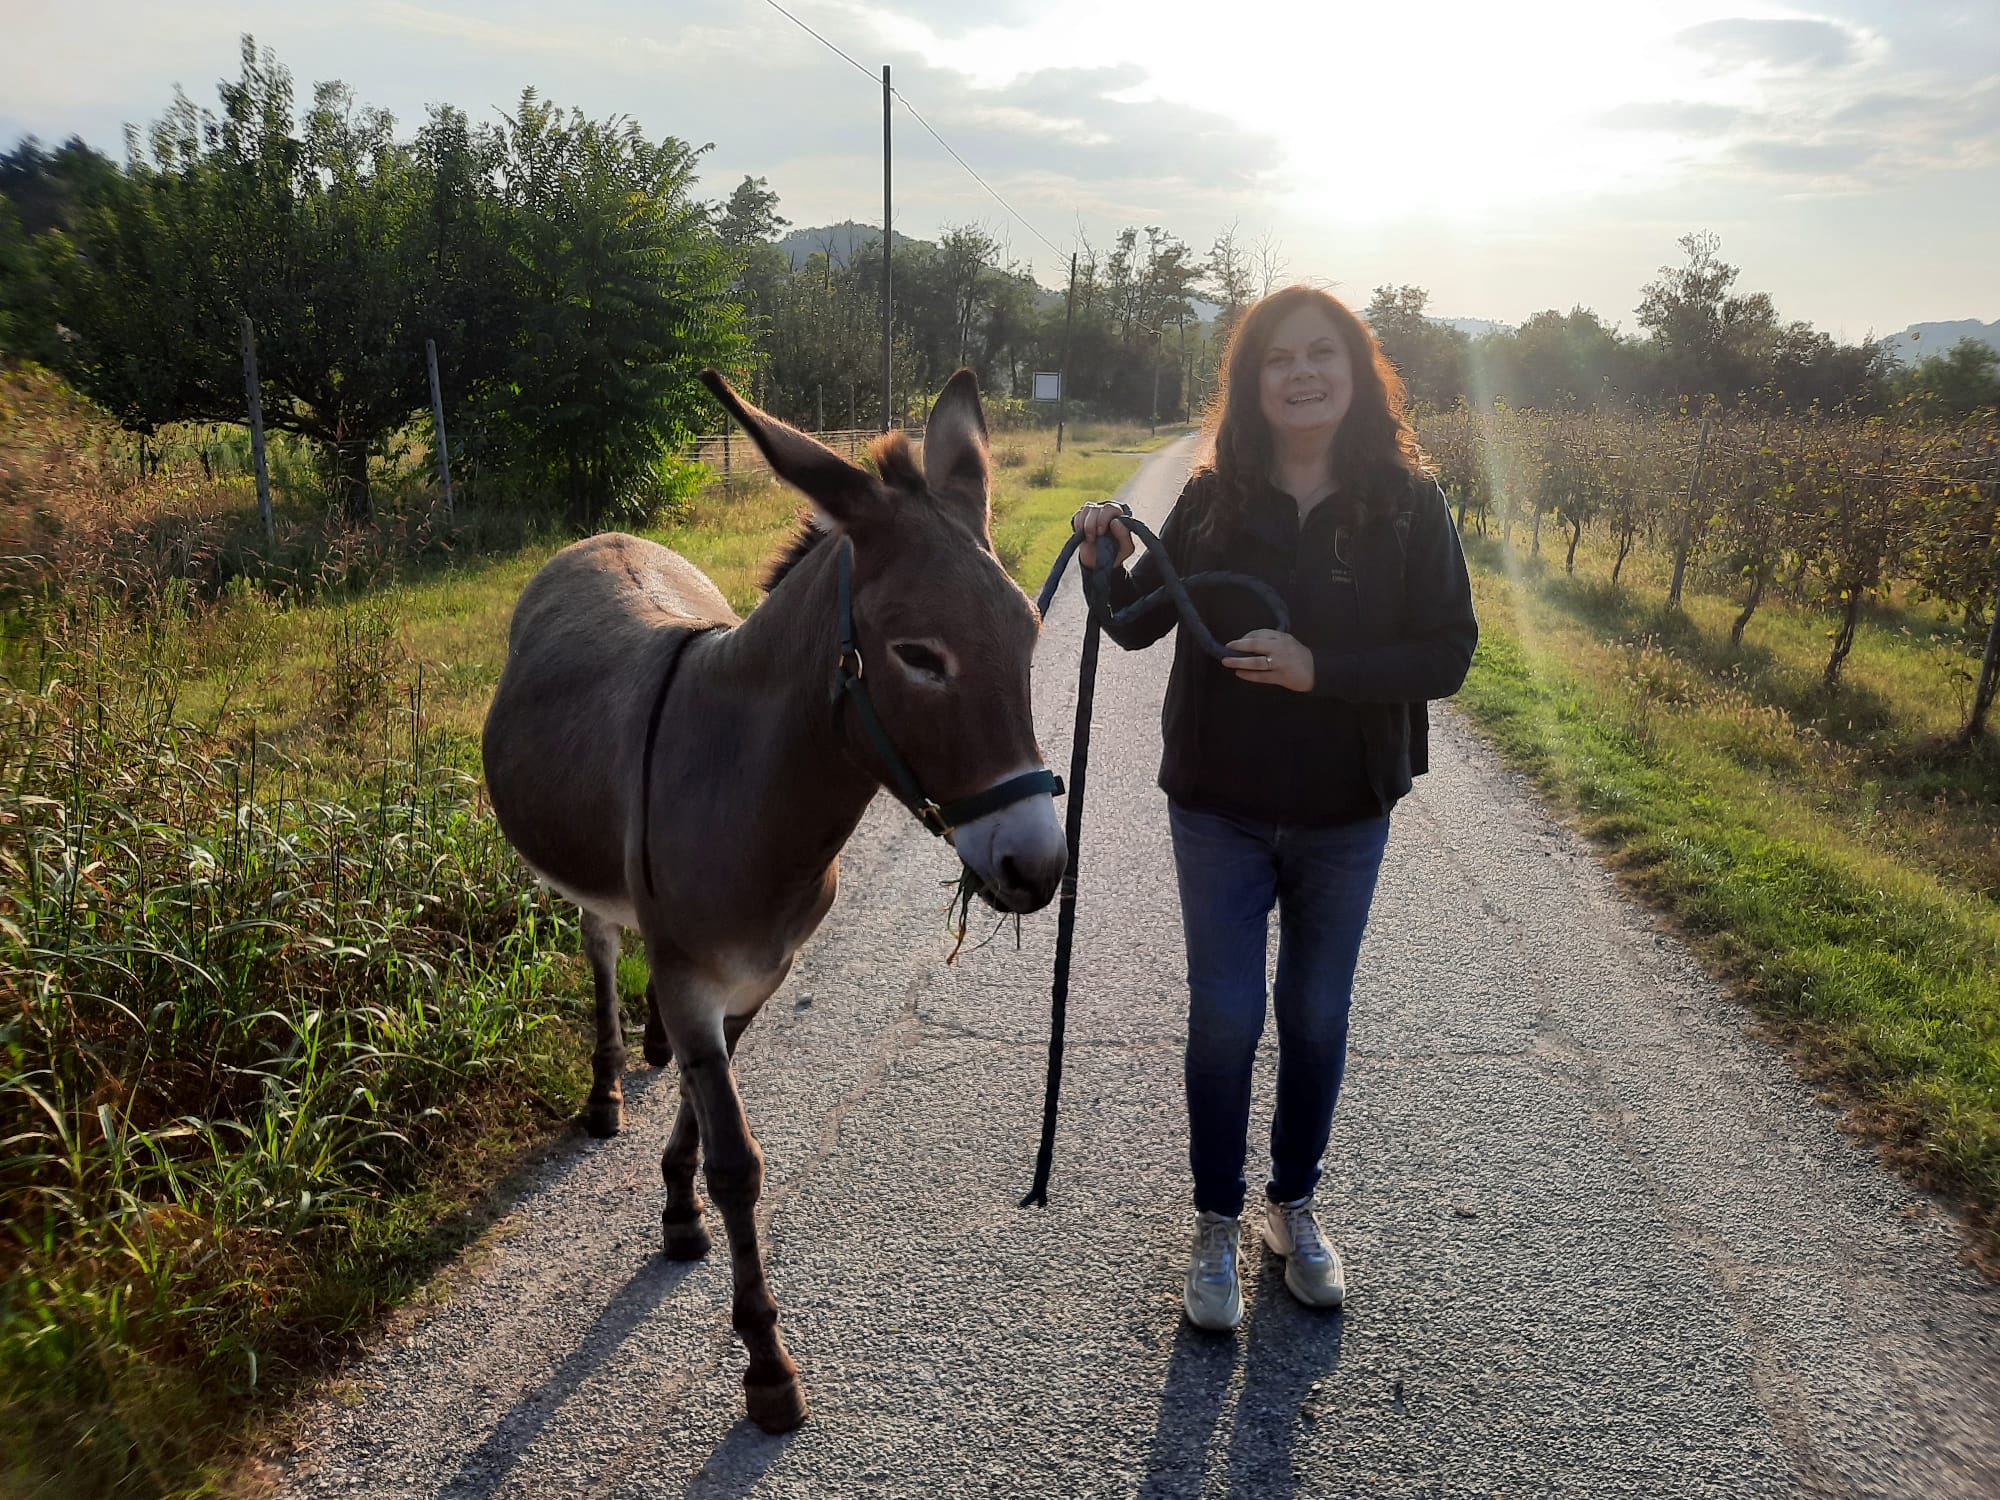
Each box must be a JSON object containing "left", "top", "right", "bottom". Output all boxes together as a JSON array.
[
  {"left": 922, "top": 368, "right": 991, "bottom": 532},
  {"left": 698, "top": 370, "right": 883, "bottom": 530}
]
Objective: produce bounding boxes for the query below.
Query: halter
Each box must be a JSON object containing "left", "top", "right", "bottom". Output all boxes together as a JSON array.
[{"left": 831, "top": 538, "right": 1063, "bottom": 838}]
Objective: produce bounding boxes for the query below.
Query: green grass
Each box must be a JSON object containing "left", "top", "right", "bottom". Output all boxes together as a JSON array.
[
  {"left": 1452, "top": 526, "right": 2000, "bottom": 1256},
  {"left": 0, "top": 416, "right": 1165, "bottom": 1499}
]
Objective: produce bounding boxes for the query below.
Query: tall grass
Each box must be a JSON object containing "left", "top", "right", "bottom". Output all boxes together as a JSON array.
[{"left": 0, "top": 595, "right": 587, "bottom": 1498}]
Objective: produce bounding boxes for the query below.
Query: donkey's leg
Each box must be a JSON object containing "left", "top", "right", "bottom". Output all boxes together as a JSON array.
[
  {"left": 658, "top": 1013, "right": 750, "bottom": 1261},
  {"left": 642, "top": 974, "right": 672, "bottom": 1067},
  {"left": 580, "top": 909, "right": 626, "bottom": 1139},
  {"left": 672, "top": 1007, "right": 805, "bottom": 1433}
]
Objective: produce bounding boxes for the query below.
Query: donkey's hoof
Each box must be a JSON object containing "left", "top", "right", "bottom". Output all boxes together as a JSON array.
[
  {"left": 744, "top": 1375, "right": 809, "bottom": 1434},
  {"left": 661, "top": 1213, "right": 711, "bottom": 1261},
  {"left": 582, "top": 1098, "right": 623, "bottom": 1138},
  {"left": 642, "top": 1028, "right": 672, "bottom": 1069}
]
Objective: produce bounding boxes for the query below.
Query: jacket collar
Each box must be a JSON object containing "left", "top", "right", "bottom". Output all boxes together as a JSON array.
[{"left": 1245, "top": 479, "right": 1345, "bottom": 549}]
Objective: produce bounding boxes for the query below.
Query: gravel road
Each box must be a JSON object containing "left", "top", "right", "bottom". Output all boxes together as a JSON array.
[{"left": 276, "top": 438, "right": 2000, "bottom": 1499}]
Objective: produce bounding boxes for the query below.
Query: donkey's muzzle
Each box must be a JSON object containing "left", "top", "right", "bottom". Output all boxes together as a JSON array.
[{"left": 955, "top": 794, "right": 1066, "bottom": 913}]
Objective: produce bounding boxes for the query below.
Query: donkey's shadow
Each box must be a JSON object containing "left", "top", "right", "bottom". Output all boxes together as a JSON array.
[{"left": 1139, "top": 1251, "right": 1347, "bottom": 1499}]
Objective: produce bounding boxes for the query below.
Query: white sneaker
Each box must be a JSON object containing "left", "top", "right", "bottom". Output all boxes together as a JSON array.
[
  {"left": 1183, "top": 1211, "right": 1243, "bottom": 1330},
  {"left": 1262, "top": 1196, "right": 1345, "bottom": 1308}
]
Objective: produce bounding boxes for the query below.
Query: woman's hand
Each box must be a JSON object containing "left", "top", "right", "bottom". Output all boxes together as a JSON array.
[
  {"left": 1223, "top": 630, "right": 1314, "bottom": 692},
  {"left": 1071, "top": 501, "right": 1134, "bottom": 569}
]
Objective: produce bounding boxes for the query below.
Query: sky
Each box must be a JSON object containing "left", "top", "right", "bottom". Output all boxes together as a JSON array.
[{"left": 2, "top": 0, "right": 1995, "bottom": 341}]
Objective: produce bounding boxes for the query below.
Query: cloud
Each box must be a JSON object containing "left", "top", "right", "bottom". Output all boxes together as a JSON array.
[
  {"left": 1597, "top": 101, "right": 1748, "bottom": 135},
  {"left": 1677, "top": 17, "right": 1861, "bottom": 71},
  {"left": 835, "top": 0, "right": 1046, "bottom": 38}
]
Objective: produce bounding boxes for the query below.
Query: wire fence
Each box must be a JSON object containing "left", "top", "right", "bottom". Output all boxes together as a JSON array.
[{"left": 677, "top": 423, "right": 927, "bottom": 481}]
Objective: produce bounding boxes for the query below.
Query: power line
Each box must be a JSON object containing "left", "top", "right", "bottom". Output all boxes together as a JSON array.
[
  {"left": 757, "top": 0, "right": 1069, "bottom": 261},
  {"left": 758, "top": 0, "right": 876, "bottom": 84},
  {"left": 890, "top": 87, "right": 1066, "bottom": 260}
]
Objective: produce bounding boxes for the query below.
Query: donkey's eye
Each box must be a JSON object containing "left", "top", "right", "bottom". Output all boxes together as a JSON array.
[{"left": 892, "top": 643, "right": 950, "bottom": 681}]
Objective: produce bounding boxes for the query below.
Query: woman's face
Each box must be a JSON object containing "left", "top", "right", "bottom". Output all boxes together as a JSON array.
[{"left": 1256, "top": 302, "right": 1354, "bottom": 450}]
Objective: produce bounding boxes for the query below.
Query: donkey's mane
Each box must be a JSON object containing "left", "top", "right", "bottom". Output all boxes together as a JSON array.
[
  {"left": 762, "top": 519, "right": 830, "bottom": 593},
  {"left": 760, "top": 431, "right": 931, "bottom": 594}
]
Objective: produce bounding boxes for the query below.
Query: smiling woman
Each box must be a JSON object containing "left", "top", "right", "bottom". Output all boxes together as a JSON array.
[{"left": 1070, "top": 282, "right": 1478, "bottom": 1332}]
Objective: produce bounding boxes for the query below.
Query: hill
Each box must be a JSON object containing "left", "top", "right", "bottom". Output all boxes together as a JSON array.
[
  {"left": 1882, "top": 319, "right": 2000, "bottom": 366},
  {"left": 777, "top": 221, "right": 918, "bottom": 269}
]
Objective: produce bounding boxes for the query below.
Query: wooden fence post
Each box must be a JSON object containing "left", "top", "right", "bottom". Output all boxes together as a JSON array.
[
  {"left": 722, "top": 421, "right": 732, "bottom": 497},
  {"left": 1668, "top": 415, "right": 1712, "bottom": 608},
  {"left": 426, "top": 337, "right": 454, "bottom": 520},
  {"left": 240, "top": 315, "right": 275, "bottom": 547}
]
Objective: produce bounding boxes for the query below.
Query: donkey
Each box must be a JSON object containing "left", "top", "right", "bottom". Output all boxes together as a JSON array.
[{"left": 481, "top": 368, "right": 1068, "bottom": 1433}]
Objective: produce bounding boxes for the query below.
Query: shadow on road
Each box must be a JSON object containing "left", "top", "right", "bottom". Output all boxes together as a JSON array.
[
  {"left": 682, "top": 1419, "right": 793, "bottom": 1498},
  {"left": 1139, "top": 1252, "right": 1347, "bottom": 1498},
  {"left": 439, "top": 1251, "right": 701, "bottom": 1499}
]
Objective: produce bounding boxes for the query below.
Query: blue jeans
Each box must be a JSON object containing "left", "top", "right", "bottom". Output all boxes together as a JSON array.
[{"left": 1169, "top": 800, "right": 1390, "bottom": 1218}]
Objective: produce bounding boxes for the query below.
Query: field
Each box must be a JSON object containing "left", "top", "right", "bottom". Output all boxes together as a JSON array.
[
  {"left": 0, "top": 367, "right": 1168, "bottom": 1500},
  {"left": 1417, "top": 403, "right": 2000, "bottom": 1271}
]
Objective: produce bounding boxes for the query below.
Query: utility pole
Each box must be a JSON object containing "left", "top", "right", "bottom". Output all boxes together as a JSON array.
[
  {"left": 881, "top": 64, "right": 893, "bottom": 433},
  {"left": 1056, "top": 250, "right": 1077, "bottom": 454},
  {"left": 1178, "top": 312, "right": 1189, "bottom": 424},
  {"left": 1149, "top": 329, "right": 1162, "bottom": 435}
]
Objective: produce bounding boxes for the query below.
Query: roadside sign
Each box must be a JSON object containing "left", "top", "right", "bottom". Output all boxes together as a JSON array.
[{"left": 1032, "top": 371, "right": 1061, "bottom": 402}]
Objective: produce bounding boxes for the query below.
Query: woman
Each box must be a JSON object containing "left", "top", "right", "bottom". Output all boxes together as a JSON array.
[{"left": 1072, "top": 284, "right": 1476, "bottom": 1330}]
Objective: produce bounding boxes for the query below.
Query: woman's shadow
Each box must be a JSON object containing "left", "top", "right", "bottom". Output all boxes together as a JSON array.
[{"left": 1139, "top": 1248, "right": 1347, "bottom": 1499}]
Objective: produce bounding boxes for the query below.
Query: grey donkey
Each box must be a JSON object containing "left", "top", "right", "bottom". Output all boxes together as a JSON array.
[{"left": 481, "top": 368, "right": 1068, "bottom": 1432}]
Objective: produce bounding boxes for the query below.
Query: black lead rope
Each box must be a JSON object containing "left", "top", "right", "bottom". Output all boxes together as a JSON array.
[{"left": 1019, "top": 508, "right": 1289, "bottom": 1208}]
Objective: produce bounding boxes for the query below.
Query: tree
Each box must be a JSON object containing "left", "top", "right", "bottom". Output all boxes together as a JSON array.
[
  {"left": 1203, "top": 222, "right": 1255, "bottom": 340},
  {"left": 485, "top": 91, "right": 745, "bottom": 526},
  {"left": 1509, "top": 308, "right": 1623, "bottom": 409},
  {"left": 0, "top": 197, "right": 60, "bottom": 363},
  {"left": 0, "top": 135, "right": 119, "bottom": 236},
  {"left": 1363, "top": 285, "right": 1468, "bottom": 409},
  {"left": 47, "top": 38, "right": 515, "bottom": 522},
  {"left": 1895, "top": 339, "right": 2000, "bottom": 419},
  {"left": 1767, "top": 321, "right": 1892, "bottom": 413},
  {"left": 717, "top": 175, "right": 787, "bottom": 249},
  {"left": 1635, "top": 232, "right": 1778, "bottom": 403}
]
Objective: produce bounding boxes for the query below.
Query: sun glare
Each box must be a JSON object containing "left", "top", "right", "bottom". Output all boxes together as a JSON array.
[{"left": 879, "top": 0, "right": 1771, "bottom": 218}]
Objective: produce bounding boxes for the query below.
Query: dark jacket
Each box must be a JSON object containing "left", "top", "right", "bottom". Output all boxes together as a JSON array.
[{"left": 1103, "top": 468, "right": 1478, "bottom": 823}]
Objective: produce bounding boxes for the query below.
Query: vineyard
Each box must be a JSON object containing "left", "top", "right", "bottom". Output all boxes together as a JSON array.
[{"left": 1420, "top": 405, "right": 2000, "bottom": 734}]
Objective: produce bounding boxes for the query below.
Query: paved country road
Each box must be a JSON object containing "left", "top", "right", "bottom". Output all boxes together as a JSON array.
[{"left": 276, "top": 439, "right": 2000, "bottom": 1499}]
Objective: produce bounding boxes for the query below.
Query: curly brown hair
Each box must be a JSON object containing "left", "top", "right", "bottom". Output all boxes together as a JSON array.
[{"left": 1190, "top": 285, "right": 1428, "bottom": 539}]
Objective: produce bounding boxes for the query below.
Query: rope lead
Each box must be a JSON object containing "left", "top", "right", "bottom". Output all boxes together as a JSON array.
[{"left": 1020, "top": 510, "right": 1289, "bottom": 1207}]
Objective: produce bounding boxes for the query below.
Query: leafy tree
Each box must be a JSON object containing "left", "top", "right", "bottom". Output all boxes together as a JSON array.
[
  {"left": 1202, "top": 222, "right": 1256, "bottom": 340},
  {"left": 717, "top": 174, "right": 787, "bottom": 249},
  {"left": 0, "top": 135, "right": 120, "bottom": 236},
  {"left": 1767, "top": 321, "right": 1892, "bottom": 413},
  {"left": 485, "top": 91, "right": 744, "bottom": 526},
  {"left": 1635, "top": 232, "right": 1778, "bottom": 403},
  {"left": 0, "top": 197, "right": 60, "bottom": 363},
  {"left": 1507, "top": 308, "right": 1624, "bottom": 408},
  {"left": 1895, "top": 339, "right": 2000, "bottom": 419},
  {"left": 1363, "top": 285, "right": 1468, "bottom": 409},
  {"left": 48, "top": 38, "right": 514, "bottom": 522}
]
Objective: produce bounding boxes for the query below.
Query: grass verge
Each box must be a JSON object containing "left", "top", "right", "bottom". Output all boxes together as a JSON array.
[{"left": 1453, "top": 534, "right": 2000, "bottom": 1266}]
